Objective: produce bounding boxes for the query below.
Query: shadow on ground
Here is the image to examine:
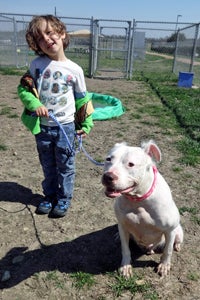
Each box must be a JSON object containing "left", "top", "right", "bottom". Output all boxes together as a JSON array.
[
  {"left": 0, "top": 223, "right": 156, "bottom": 289},
  {"left": 0, "top": 182, "right": 157, "bottom": 289},
  {"left": 0, "top": 181, "right": 41, "bottom": 208}
]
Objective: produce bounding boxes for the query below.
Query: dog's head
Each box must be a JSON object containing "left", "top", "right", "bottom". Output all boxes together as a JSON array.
[{"left": 102, "top": 140, "right": 161, "bottom": 198}]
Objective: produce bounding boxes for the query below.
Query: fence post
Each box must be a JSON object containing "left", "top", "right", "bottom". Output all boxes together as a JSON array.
[
  {"left": 126, "top": 21, "right": 132, "bottom": 79},
  {"left": 189, "top": 23, "right": 199, "bottom": 73},
  {"left": 129, "top": 19, "right": 136, "bottom": 78},
  {"left": 13, "top": 17, "right": 18, "bottom": 67},
  {"left": 172, "top": 29, "right": 180, "bottom": 73},
  {"left": 88, "top": 16, "right": 94, "bottom": 78}
]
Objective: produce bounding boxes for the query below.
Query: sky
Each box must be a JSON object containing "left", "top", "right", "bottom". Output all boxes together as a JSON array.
[{"left": 1, "top": 0, "right": 200, "bottom": 24}]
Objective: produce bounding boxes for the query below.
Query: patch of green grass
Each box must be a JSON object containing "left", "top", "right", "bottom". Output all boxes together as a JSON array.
[
  {"left": 116, "top": 132, "right": 124, "bottom": 138},
  {"left": 177, "top": 138, "right": 200, "bottom": 166},
  {"left": 0, "top": 67, "right": 26, "bottom": 76},
  {"left": 191, "top": 215, "right": 200, "bottom": 226},
  {"left": 109, "top": 273, "right": 157, "bottom": 299},
  {"left": 179, "top": 206, "right": 200, "bottom": 226},
  {"left": 45, "top": 271, "right": 64, "bottom": 289},
  {"left": 0, "top": 106, "right": 12, "bottom": 115},
  {"left": 179, "top": 206, "right": 198, "bottom": 215},
  {"left": 130, "top": 113, "right": 142, "bottom": 119},
  {"left": 33, "top": 271, "right": 65, "bottom": 289},
  {"left": 0, "top": 106, "right": 19, "bottom": 119},
  {"left": 134, "top": 72, "right": 200, "bottom": 166},
  {"left": 0, "top": 144, "right": 8, "bottom": 151},
  {"left": 187, "top": 271, "right": 199, "bottom": 281},
  {"left": 141, "top": 72, "right": 200, "bottom": 141},
  {"left": 172, "top": 166, "right": 183, "bottom": 172},
  {"left": 8, "top": 114, "right": 19, "bottom": 119},
  {"left": 70, "top": 271, "right": 96, "bottom": 289}
]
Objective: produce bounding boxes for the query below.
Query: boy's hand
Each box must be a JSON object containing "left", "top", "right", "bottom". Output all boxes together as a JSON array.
[
  {"left": 35, "top": 106, "right": 49, "bottom": 117},
  {"left": 76, "top": 129, "right": 87, "bottom": 138}
]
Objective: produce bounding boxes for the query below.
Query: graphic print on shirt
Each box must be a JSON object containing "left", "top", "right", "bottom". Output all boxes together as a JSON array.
[{"left": 38, "top": 68, "right": 77, "bottom": 123}]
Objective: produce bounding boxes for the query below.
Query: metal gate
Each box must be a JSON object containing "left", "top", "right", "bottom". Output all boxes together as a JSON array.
[{"left": 90, "top": 18, "right": 132, "bottom": 79}]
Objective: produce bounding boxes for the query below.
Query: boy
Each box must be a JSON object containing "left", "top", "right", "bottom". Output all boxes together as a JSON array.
[{"left": 18, "top": 15, "right": 93, "bottom": 217}]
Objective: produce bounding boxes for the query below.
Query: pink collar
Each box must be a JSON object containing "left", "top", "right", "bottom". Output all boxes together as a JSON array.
[{"left": 124, "top": 166, "right": 158, "bottom": 202}]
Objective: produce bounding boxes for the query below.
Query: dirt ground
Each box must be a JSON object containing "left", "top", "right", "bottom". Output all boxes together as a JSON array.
[{"left": 0, "top": 74, "right": 199, "bottom": 300}]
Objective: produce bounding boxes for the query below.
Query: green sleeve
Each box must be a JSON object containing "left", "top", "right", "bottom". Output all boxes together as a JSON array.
[
  {"left": 17, "top": 84, "right": 43, "bottom": 111},
  {"left": 75, "top": 92, "right": 94, "bottom": 134},
  {"left": 80, "top": 114, "right": 94, "bottom": 134},
  {"left": 75, "top": 91, "right": 90, "bottom": 111}
]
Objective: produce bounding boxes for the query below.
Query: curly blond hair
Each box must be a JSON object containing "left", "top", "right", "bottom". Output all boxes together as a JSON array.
[{"left": 26, "top": 15, "right": 70, "bottom": 56}]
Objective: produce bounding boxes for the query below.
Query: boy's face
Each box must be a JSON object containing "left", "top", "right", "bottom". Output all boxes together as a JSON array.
[{"left": 36, "top": 20, "right": 66, "bottom": 60}]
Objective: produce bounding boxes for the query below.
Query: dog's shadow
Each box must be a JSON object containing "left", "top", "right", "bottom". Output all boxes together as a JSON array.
[{"left": 0, "top": 224, "right": 157, "bottom": 289}]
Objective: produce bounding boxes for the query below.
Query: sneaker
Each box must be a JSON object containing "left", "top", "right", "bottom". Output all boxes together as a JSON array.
[
  {"left": 50, "top": 200, "right": 70, "bottom": 218},
  {"left": 36, "top": 200, "right": 52, "bottom": 214}
]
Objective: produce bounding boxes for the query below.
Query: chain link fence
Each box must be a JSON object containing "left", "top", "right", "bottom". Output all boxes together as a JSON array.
[
  {"left": 173, "top": 23, "right": 200, "bottom": 86},
  {"left": 0, "top": 14, "right": 17, "bottom": 66},
  {"left": 0, "top": 12, "right": 198, "bottom": 82},
  {"left": 131, "top": 20, "right": 193, "bottom": 74}
]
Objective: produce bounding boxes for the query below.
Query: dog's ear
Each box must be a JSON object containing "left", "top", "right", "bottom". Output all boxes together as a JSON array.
[
  {"left": 141, "top": 140, "right": 161, "bottom": 162},
  {"left": 114, "top": 142, "right": 127, "bottom": 148}
]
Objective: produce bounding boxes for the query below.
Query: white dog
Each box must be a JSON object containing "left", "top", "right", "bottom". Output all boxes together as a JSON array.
[{"left": 102, "top": 140, "right": 183, "bottom": 277}]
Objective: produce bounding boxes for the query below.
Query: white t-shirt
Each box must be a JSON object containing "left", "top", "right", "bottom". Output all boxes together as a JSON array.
[{"left": 30, "top": 56, "right": 87, "bottom": 126}]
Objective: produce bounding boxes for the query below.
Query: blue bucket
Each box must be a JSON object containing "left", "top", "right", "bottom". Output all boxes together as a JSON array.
[{"left": 178, "top": 72, "right": 194, "bottom": 88}]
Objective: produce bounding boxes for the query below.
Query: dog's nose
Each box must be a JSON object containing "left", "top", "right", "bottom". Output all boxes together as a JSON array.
[{"left": 102, "top": 172, "right": 118, "bottom": 184}]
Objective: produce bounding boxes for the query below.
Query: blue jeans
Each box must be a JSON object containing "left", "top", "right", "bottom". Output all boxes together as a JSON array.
[{"left": 35, "top": 122, "right": 76, "bottom": 206}]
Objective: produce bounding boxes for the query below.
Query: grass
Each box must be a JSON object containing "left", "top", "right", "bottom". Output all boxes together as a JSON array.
[
  {"left": 0, "top": 66, "right": 26, "bottom": 76},
  {"left": 0, "top": 105, "right": 19, "bottom": 119},
  {"left": 0, "top": 144, "right": 8, "bottom": 151},
  {"left": 33, "top": 271, "right": 65, "bottom": 290},
  {"left": 109, "top": 273, "right": 158, "bottom": 299},
  {"left": 32, "top": 270, "right": 158, "bottom": 298},
  {"left": 69, "top": 271, "right": 158, "bottom": 298},
  {"left": 177, "top": 138, "right": 200, "bottom": 165},
  {"left": 69, "top": 271, "right": 96, "bottom": 289},
  {"left": 187, "top": 271, "right": 199, "bottom": 281},
  {"left": 135, "top": 71, "right": 200, "bottom": 166},
  {"left": 179, "top": 206, "right": 200, "bottom": 226}
]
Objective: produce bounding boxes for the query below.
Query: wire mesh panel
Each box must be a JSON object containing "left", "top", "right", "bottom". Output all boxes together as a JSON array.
[
  {"left": 131, "top": 20, "right": 193, "bottom": 75},
  {"left": 173, "top": 23, "right": 200, "bottom": 86},
  {"left": 91, "top": 19, "right": 132, "bottom": 79},
  {"left": 0, "top": 14, "right": 36, "bottom": 67},
  {"left": 0, "top": 13, "right": 92, "bottom": 73},
  {"left": 0, "top": 15, "right": 16, "bottom": 66},
  {"left": 173, "top": 24, "right": 198, "bottom": 73},
  {"left": 15, "top": 19, "right": 34, "bottom": 68},
  {"left": 59, "top": 16, "right": 92, "bottom": 76}
]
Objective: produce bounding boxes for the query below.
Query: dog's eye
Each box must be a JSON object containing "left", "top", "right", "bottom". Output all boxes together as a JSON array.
[
  {"left": 106, "top": 157, "right": 111, "bottom": 162},
  {"left": 128, "top": 162, "right": 134, "bottom": 167}
]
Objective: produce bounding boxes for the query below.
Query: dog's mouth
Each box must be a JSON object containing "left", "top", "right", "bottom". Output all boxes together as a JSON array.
[{"left": 104, "top": 185, "right": 135, "bottom": 198}]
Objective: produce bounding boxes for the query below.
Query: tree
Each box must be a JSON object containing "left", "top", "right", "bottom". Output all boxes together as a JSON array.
[{"left": 167, "top": 32, "right": 186, "bottom": 42}]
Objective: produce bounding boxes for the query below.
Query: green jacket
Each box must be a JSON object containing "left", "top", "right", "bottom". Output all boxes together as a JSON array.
[{"left": 17, "top": 85, "right": 94, "bottom": 135}]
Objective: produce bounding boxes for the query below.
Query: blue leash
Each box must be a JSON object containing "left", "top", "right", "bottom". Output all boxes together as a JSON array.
[{"left": 48, "top": 112, "right": 104, "bottom": 167}]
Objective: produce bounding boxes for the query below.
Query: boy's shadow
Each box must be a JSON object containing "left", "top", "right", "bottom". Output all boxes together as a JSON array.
[{"left": 0, "top": 181, "right": 41, "bottom": 207}]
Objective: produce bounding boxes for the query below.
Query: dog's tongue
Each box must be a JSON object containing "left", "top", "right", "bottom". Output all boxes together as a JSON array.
[
  {"left": 105, "top": 190, "right": 121, "bottom": 198},
  {"left": 105, "top": 186, "right": 134, "bottom": 198}
]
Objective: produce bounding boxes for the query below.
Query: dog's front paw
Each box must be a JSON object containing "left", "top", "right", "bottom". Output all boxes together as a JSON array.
[
  {"left": 157, "top": 262, "right": 171, "bottom": 277},
  {"left": 119, "top": 264, "right": 133, "bottom": 278}
]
